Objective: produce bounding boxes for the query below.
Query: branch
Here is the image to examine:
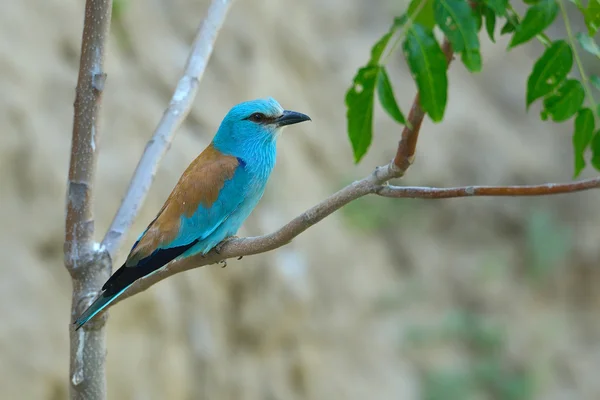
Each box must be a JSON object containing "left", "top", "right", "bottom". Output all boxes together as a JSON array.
[
  {"left": 65, "top": 0, "right": 111, "bottom": 270},
  {"left": 108, "top": 160, "right": 600, "bottom": 308},
  {"left": 64, "top": 1, "right": 113, "bottom": 399},
  {"left": 393, "top": 39, "right": 454, "bottom": 171},
  {"left": 102, "top": 0, "right": 234, "bottom": 259},
  {"left": 107, "top": 162, "right": 399, "bottom": 306},
  {"left": 377, "top": 177, "right": 600, "bottom": 198}
]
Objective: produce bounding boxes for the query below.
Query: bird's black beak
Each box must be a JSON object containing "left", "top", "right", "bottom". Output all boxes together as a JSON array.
[{"left": 275, "top": 110, "right": 312, "bottom": 127}]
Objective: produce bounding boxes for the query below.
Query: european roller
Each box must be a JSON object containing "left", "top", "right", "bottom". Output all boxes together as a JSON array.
[{"left": 74, "top": 97, "right": 311, "bottom": 330}]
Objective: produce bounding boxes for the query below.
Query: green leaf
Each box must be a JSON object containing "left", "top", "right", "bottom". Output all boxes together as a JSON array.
[
  {"left": 434, "top": 0, "right": 482, "bottom": 72},
  {"left": 584, "top": 0, "right": 600, "bottom": 36},
  {"left": 345, "top": 66, "right": 379, "bottom": 162},
  {"left": 376, "top": 68, "right": 406, "bottom": 124},
  {"left": 573, "top": 108, "right": 595, "bottom": 176},
  {"left": 542, "top": 79, "right": 585, "bottom": 122},
  {"left": 500, "top": 20, "right": 516, "bottom": 35},
  {"left": 462, "top": 50, "right": 483, "bottom": 71},
  {"left": 591, "top": 75, "right": 600, "bottom": 90},
  {"left": 367, "top": 21, "right": 402, "bottom": 66},
  {"left": 403, "top": 23, "right": 449, "bottom": 122},
  {"left": 484, "top": 7, "right": 497, "bottom": 42},
  {"left": 591, "top": 131, "right": 600, "bottom": 171},
  {"left": 368, "top": 33, "right": 393, "bottom": 66},
  {"left": 509, "top": 0, "right": 559, "bottom": 48},
  {"left": 526, "top": 40, "right": 573, "bottom": 107},
  {"left": 408, "top": 0, "right": 436, "bottom": 29},
  {"left": 485, "top": 0, "right": 508, "bottom": 15},
  {"left": 474, "top": 6, "right": 483, "bottom": 32},
  {"left": 344, "top": 18, "right": 406, "bottom": 162},
  {"left": 576, "top": 32, "right": 600, "bottom": 58}
]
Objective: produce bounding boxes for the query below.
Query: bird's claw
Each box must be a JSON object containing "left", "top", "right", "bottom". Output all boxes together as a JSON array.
[
  {"left": 214, "top": 237, "right": 243, "bottom": 267},
  {"left": 214, "top": 236, "right": 239, "bottom": 254}
]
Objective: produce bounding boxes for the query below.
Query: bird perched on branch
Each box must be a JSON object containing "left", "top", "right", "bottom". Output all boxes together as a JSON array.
[{"left": 74, "top": 97, "right": 311, "bottom": 330}]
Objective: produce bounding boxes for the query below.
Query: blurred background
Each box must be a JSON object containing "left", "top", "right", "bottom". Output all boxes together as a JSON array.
[{"left": 1, "top": 0, "right": 600, "bottom": 399}]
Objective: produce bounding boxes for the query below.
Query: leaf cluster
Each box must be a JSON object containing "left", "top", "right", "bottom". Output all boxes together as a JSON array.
[{"left": 345, "top": 0, "right": 600, "bottom": 177}]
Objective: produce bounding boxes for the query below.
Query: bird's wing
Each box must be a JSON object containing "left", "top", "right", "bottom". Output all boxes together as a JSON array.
[
  {"left": 125, "top": 143, "right": 250, "bottom": 269},
  {"left": 75, "top": 145, "right": 251, "bottom": 329}
]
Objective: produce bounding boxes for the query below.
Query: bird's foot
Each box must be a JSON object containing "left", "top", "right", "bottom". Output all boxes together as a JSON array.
[
  {"left": 214, "top": 236, "right": 239, "bottom": 254},
  {"left": 218, "top": 259, "right": 227, "bottom": 268}
]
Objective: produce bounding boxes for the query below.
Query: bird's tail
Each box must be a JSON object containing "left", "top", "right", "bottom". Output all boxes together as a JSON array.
[
  {"left": 73, "top": 241, "right": 196, "bottom": 330},
  {"left": 73, "top": 284, "right": 132, "bottom": 331}
]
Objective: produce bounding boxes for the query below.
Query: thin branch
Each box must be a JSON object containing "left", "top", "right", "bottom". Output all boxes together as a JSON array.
[
  {"left": 107, "top": 162, "right": 400, "bottom": 306},
  {"left": 64, "top": 1, "right": 113, "bottom": 399},
  {"left": 393, "top": 39, "right": 454, "bottom": 171},
  {"left": 377, "top": 177, "right": 600, "bottom": 198},
  {"left": 102, "top": 0, "right": 234, "bottom": 259},
  {"left": 106, "top": 160, "right": 600, "bottom": 308}
]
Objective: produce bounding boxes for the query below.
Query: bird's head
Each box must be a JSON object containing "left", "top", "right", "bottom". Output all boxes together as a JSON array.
[{"left": 213, "top": 97, "right": 311, "bottom": 156}]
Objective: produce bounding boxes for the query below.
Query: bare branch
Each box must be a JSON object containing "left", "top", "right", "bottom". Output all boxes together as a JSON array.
[
  {"left": 393, "top": 39, "right": 454, "bottom": 171},
  {"left": 64, "top": 1, "right": 113, "bottom": 399},
  {"left": 377, "top": 177, "right": 600, "bottom": 198},
  {"left": 102, "top": 0, "right": 234, "bottom": 259},
  {"left": 65, "top": 0, "right": 112, "bottom": 269},
  {"left": 107, "top": 159, "right": 600, "bottom": 309},
  {"left": 106, "top": 162, "right": 400, "bottom": 306}
]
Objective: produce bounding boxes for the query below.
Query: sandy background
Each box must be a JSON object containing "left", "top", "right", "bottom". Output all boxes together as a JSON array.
[{"left": 1, "top": 0, "right": 600, "bottom": 399}]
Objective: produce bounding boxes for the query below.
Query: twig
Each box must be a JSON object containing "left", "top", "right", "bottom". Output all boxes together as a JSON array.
[
  {"left": 394, "top": 39, "right": 454, "bottom": 171},
  {"left": 64, "top": 1, "right": 113, "bottom": 399},
  {"left": 106, "top": 162, "right": 399, "bottom": 306},
  {"left": 102, "top": 0, "right": 234, "bottom": 259},
  {"left": 106, "top": 157, "right": 600, "bottom": 308},
  {"left": 377, "top": 178, "right": 600, "bottom": 198}
]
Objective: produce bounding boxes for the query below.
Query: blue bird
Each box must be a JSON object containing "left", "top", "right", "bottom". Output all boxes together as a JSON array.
[{"left": 74, "top": 98, "right": 311, "bottom": 330}]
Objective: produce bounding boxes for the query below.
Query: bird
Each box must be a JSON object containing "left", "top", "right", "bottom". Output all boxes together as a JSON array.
[{"left": 74, "top": 97, "right": 311, "bottom": 330}]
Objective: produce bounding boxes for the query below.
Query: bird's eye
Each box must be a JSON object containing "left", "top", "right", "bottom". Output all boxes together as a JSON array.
[{"left": 249, "top": 113, "right": 265, "bottom": 122}]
